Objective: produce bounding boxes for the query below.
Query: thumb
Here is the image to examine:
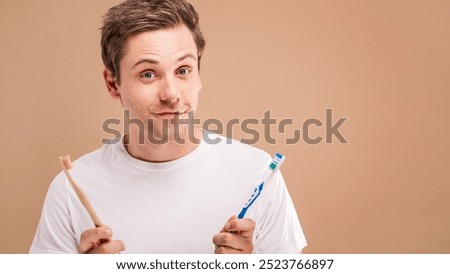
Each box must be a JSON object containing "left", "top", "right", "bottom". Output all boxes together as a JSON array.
[
  {"left": 225, "top": 217, "right": 255, "bottom": 238},
  {"left": 221, "top": 215, "right": 237, "bottom": 232}
]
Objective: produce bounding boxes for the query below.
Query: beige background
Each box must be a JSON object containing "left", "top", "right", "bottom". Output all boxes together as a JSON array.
[{"left": 1, "top": 0, "right": 449, "bottom": 253}]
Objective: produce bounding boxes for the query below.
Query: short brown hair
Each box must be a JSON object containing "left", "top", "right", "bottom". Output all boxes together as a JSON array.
[{"left": 100, "top": 0, "right": 206, "bottom": 84}]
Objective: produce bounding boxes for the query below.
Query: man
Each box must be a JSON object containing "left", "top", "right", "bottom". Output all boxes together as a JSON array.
[{"left": 30, "top": 0, "right": 306, "bottom": 254}]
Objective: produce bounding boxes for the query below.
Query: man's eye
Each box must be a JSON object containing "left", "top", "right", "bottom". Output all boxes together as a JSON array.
[
  {"left": 141, "top": 71, "right": 155, "bottom": 79},
  {"left": 177, "top": 68, "right": 191, "bottom": 76}
]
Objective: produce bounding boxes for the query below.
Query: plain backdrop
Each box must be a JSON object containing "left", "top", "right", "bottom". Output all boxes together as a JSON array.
[{"left": 0, "top": 0, "right": 449, "bottom": 253}]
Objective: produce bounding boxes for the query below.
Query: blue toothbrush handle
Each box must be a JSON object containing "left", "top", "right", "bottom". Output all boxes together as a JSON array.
[
  {"left": 237, "top": 182, "right": 264, "bottom": 219},
  {"left": 237, "top": 208, "right": 248, "bottom": 219}
]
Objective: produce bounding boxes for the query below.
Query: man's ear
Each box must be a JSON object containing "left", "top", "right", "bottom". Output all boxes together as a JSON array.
[{"left": 103, "top": 68, "right": 120, "bottom": 100}]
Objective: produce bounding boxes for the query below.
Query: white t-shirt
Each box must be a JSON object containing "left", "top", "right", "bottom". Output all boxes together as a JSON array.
[{"left": 30, "top": 132, "right": 307, "bottom": 253}]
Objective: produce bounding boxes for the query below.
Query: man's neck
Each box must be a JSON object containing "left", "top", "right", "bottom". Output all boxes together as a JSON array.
[{"left": 123, "top": 128, "right": 203, "bottom": 163}]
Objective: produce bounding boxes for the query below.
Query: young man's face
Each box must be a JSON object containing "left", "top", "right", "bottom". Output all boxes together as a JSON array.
[{"left": 106, "top": 24, "right": 202, "bottom": 142}]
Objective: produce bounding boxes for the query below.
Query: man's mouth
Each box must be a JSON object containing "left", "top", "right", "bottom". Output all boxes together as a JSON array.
[{"left": 153, "top": 110, "right": 187, "bottom": 119}]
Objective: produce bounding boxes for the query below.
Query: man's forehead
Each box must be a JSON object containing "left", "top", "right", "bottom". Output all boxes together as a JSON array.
[{"left": 123, "top": 25, "right": 198, "bottom": 61}]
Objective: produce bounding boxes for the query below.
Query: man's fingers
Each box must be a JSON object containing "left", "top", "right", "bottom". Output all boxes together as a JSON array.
[
  {"left": 88, "top": 240, "right": 126, "bottom": 254},
  {"left": 214, "top": 245, "right": 243, "bottom": 254},
  {"left": 213, "top": 216, "right": 255, "bottom": 254},
  {"left": 223, "top": 218, "right": 255, "bottom": 238},
  {"left": 78, "top": 226, "right": 126, "bottom": 254},
  {"left": 78, "top": 226, "right": 113, "bottom": 254},
  {"left": 212, "top": 232, "right": 253, "bottom": 253},
  {"left": 212, "top": 232, "right": 242, "bottom": 250}
]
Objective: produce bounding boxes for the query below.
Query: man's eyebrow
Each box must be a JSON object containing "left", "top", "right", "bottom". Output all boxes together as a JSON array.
[
  {"left": 177, "top": 53, "right": 197, "bottom": 62},
  {"left": 132, "top": 58, "right": 158, "bottom": 69},
  {"left": 132, "top": 53, "right": 197, "bottom": 69}
]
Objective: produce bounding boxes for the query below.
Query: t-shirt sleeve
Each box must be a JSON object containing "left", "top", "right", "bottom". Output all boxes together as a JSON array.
[
  {"left": 250, "top": 171, "right": 307, "bottom": 254},
  {"left": 29, "top": 173, "right": 79, "bottom": 254}
]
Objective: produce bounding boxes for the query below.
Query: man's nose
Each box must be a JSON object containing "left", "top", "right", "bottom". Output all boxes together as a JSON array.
[{"left": 159, "top": 76, "right": 180, "bottom": 104}]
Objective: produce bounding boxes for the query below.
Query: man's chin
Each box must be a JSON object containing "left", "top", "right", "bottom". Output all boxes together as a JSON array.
[{"left": 145, "top": 125, "right": 192, "bottom": 144}]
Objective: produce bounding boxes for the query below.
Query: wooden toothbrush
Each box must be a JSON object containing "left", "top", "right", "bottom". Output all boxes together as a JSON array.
[{"left": 59, "top": 155, "right": 103, "bottom": 227}]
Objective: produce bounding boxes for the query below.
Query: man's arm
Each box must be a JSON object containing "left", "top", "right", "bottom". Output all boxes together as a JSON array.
[
  {"left": 251, "top": 171, "right": 307, "bottom": 253},
  {"left": 30, "top": 173, "right": 79, "bottom": 253}
]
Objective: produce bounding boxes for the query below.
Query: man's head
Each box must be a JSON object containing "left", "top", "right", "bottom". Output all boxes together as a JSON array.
[
  {"left": 100, "top": 0, "right": 205, "bottom": 146},
  {"left": 101, "top": 0, "right": 205, "bottom": 85}
]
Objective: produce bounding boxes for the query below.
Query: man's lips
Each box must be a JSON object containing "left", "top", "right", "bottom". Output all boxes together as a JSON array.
[{"left": 152, "top": 110, "right": 187, "bottom": 118}]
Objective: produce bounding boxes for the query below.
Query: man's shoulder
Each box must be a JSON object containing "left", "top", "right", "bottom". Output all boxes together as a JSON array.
[{"left": 68, "top": 139, "right": 119, "bottom": 170}]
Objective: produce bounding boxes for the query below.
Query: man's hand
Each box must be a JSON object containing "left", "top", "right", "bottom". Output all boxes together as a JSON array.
[
  {"left": 212, "top": 215, "right": 255, "bottom": 254},
  {"left": 78, "top": 226, "right": 125, "bottom": 254}
]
